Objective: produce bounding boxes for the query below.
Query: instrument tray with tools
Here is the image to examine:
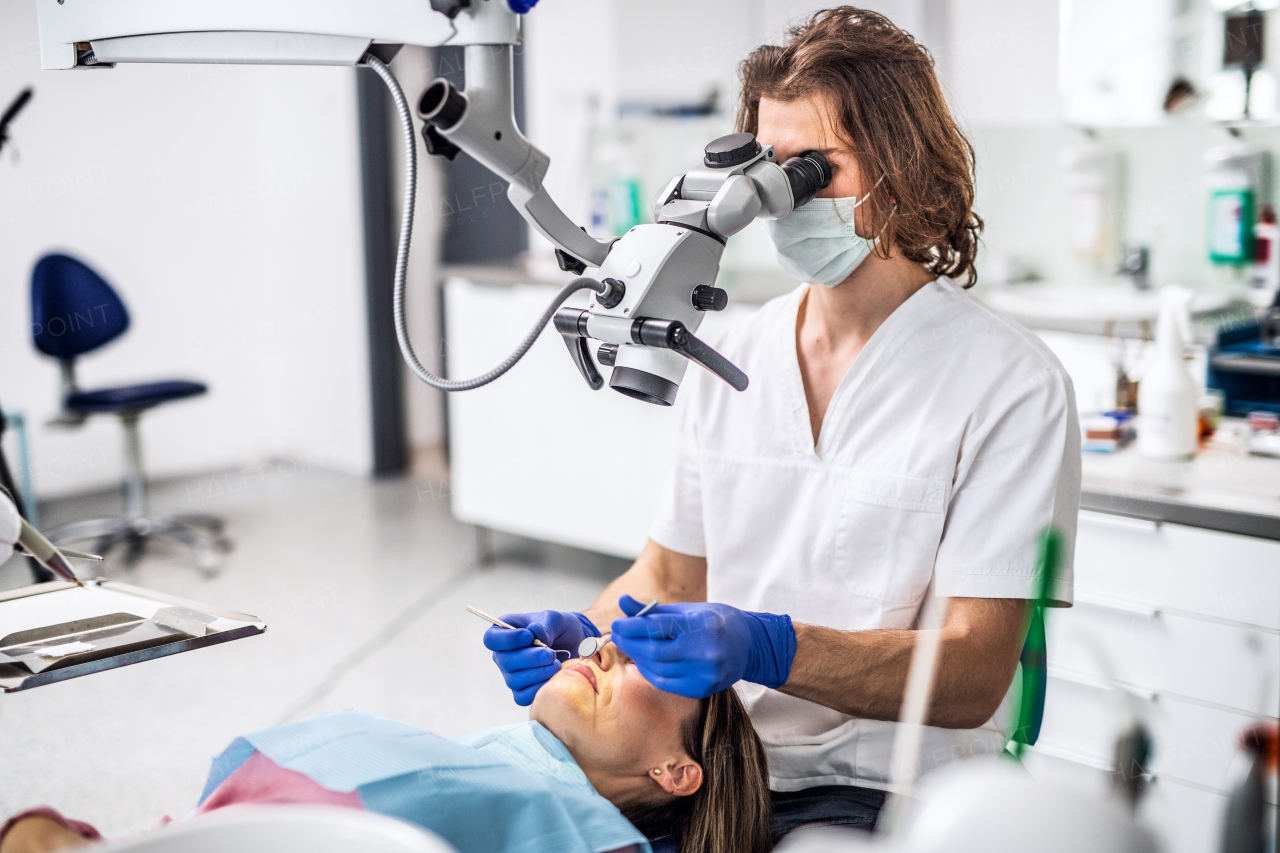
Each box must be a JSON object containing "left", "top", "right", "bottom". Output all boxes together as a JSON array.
[{"left": 0, "top": 579, "right": 265, "bottom": 692}]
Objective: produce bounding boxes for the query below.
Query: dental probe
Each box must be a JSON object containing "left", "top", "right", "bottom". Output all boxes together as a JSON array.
[
  {"left": 578, "top": 598, "right": 659, "bottom": 657},
  {"left": 466, "top": 606, "right": 570, "bottom": 659}
]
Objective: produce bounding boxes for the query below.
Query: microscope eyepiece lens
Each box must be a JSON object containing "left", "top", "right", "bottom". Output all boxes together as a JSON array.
[{"left": 781, "top": 150, "right": 833, "bottom": 210}]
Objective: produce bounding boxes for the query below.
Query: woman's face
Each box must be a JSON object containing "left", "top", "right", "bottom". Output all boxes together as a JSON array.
[
  {"left": 757, "top": 92, "right": 874, "bottom": 233},
  {"left": 531, "top": 641, "right": 703, "bottom": 801}
]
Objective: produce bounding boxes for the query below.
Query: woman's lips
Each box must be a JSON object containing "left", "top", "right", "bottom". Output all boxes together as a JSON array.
[{"left": 564, "top": 662, "right": 598, "bottom": 693}]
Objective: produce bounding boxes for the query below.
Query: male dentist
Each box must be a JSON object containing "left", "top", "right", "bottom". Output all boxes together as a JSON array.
[{"left": 483, "top": 7, "right": 1079, "bottom": 840}]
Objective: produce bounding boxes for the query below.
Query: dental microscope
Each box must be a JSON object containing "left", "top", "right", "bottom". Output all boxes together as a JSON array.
[{"left": 33, "top": 0, "right": 830, "bottom": 406}]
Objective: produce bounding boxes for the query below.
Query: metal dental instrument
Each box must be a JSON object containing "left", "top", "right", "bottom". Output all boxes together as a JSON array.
[
  {"left": 0, "top": 485, "right": 99, "bottom": 587},
  {"left": 578, "top": 598, "right": 659, "bottom": 658},
  {"left": 466, "top": 606, "right": 572, "bottom": 660}
]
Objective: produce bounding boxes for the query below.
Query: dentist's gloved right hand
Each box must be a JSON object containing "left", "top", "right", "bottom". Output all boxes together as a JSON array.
[
  {"left": 610, "top": 594, "right": 795, "bottom": 699},
  {"left": 482, "top": 610, "right": 600, "bottom": 706}
]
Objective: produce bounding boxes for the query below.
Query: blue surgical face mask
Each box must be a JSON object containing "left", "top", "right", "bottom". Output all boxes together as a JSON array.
[{"left": 764, "top": 182, "right": 882, "bottom": 287}]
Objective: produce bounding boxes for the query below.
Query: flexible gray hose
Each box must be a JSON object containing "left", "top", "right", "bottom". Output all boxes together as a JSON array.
[{"left": 363, "top": 55, "right": 604, "bottom": 391}]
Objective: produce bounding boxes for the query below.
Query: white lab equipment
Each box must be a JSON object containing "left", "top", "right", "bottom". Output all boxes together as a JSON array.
[
  {"left": 1137, "top": 287, "right": 1199, "bottom": 461},
  {"left": 34, "top": 0, "right": 832, "bottom": 407},
  {"left": 95, "top": 806, "right": 457, "bottom": 853}
]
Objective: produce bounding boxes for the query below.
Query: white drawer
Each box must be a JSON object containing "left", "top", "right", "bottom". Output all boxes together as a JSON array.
[
  {"left": 1037, "top": 675, "right": 1277, "bottom": 794},
  {"left": 1047, "top": 603, "right": 1280, "bottom": 717},
  {"left": 1025, "top": 734, "right": 1272, "bottom": 853},
  {"left": 1075, "top": 511, "right": 1280, "bottom": 631},
  {"left": 1142, "top": 777, "right": 1234, "bottom": 853},
  {"left": 1021, "top": 748, "right": 1224, "bottom": 853}
]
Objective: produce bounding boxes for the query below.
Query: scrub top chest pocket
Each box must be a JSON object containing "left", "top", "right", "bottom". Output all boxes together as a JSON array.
[
  {"left": 835, "top": 470, "right": 948, "bottom": 616},
  {"left": 699, "top": 454, "right": 949, "bottom": 633}
]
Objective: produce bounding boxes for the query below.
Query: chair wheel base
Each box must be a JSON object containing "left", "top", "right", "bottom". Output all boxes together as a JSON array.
[{"left": 47, "top": 515, "right": 232, "bottom": 576}]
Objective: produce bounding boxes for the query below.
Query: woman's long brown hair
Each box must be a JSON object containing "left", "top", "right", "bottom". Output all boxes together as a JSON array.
[
  {"left": 618, "top": 688, "right": 771, "bottom": 853},
  {"left": 736, "top": 7, "right": 983, "bottom": 287}
]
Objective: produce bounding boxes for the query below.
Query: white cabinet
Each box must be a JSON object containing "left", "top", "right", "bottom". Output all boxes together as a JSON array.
[
  {"left": 443, "top": 276, "right": 751, "bottom": 558},
  {"left": 1029, "top": 510, "right": 1280, "bottom": 853}
]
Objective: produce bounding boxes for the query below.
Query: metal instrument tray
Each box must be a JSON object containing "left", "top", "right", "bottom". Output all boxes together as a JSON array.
[{"left": 0, "top": 579, "right": 265, "bottom": 692}]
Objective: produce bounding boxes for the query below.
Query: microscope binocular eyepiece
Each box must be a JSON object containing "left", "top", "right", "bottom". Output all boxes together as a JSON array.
[{"left": 780, "top": 150, "right": 833, "bottom": 210}]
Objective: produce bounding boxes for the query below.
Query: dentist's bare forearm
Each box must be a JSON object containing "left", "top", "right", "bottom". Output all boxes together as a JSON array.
[
  {"left": 778, "top": 598, "right": 1029, "bottom": 729},
  {"left": 583, "top": 540, "right": 706, "bottom": 629}
]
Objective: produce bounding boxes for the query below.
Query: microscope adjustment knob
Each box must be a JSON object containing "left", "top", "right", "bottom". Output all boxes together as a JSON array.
[
  {"left": 692, "top": 285, "right": 728, "bottom": 312},
  {"left": 421, "top": 125, "right": 461, "bottom": 161},
  {"left": 704, "top": 132, "right": 762, "bottom": 168},
  {"left": 429, "top": 0, "right": 472, "bottom": 19},
  {"left": 555, "top": 249, "right": 587, "bottom": 276},
  {"left": 597, "top": 344, "right": 618, "bottom": 367}
]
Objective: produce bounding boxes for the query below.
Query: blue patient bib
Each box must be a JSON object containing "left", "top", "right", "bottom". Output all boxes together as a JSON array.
[{"left": 200, "top": 710, "right": 649, "bottom": 853}]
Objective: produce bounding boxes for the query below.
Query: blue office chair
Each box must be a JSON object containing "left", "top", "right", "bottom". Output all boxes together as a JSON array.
[{"left": 30, "top": 253, "right": 230, "bottom": 572}]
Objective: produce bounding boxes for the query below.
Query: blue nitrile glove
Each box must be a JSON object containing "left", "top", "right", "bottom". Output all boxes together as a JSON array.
[
  {"left": 610, "top": 594, "right": 796, "bottom": 699},
  {"left": 507, "top": 0, "right": 540, "bottom": 12},
  {"left": 482, "top": 610, "right": 600, "bottom": 706}
]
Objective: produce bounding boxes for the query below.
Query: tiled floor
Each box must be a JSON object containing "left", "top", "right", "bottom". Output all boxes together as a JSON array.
[{"left": 0, "top": 468, "right": 627, "bottom": 838}]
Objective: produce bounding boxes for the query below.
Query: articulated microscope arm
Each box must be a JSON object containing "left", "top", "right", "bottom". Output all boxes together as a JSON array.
[{"left": 417, "top": 46, "right": 614, "bottom": 272}]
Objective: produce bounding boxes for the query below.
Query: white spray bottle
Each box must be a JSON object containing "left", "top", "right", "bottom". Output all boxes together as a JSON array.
[{"left": 1138, "top": 287, "right": 1199, "bottom": 461}]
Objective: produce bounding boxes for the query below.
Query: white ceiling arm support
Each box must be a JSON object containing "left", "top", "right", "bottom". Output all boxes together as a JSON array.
[
  {"left": 420, "top": 44, "right": 613, "bottom": 268},
  {"left": 35, "top": 0, "right": 520, "bottom": 69}
]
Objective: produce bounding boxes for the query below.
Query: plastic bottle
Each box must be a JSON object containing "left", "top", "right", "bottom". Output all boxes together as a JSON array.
[
  {"left": 1205, "top": 136, "right": 1265, "bottom": 268},
  {"left": 1138, "top": 288, "right": 1200, "bottom": 461},
  {"left": 1251, "top": 204, "right": 1280, "bottom": 309}
]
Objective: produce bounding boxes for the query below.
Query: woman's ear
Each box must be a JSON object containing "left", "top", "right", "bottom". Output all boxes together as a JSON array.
[{"left": 654, "top": 758, "right": 703, "bottom": 797}]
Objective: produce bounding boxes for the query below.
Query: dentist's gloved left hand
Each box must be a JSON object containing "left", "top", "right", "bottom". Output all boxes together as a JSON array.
[
  {"left": 483, "top": 609, "right": 600, "bottom": 706},
  {"left": 610, "top": 594, "right": 796, "bottom": 699}
]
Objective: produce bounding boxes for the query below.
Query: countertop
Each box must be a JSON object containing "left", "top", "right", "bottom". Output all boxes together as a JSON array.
[{"left": 1081, "top": 430, "right": 1280, "bottom": 540}]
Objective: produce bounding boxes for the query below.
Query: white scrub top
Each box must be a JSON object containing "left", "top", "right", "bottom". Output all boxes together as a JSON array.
[{"left": 649, "top": 279, "right": 1080, "bottom": 793}]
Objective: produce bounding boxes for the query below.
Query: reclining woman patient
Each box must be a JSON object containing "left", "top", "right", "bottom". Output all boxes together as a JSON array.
[{"left": 0, "top": 643, "right": 769, "bottom": 853}]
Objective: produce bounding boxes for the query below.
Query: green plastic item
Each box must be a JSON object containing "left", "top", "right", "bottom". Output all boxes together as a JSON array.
[
  {"left": 1208, "top": 187, "right": 1256, "bottom": 265},
  {"left": 1010, "top": 527, "right": 1061, "bottom": 759}
]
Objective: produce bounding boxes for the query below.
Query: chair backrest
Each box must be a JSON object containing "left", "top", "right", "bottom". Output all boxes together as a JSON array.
[
  {"left": 95, "top": 806, "right": 459, "bottom": 853},
  {"left": 30, "top": 253, "right": 129, "bottom": 359}
]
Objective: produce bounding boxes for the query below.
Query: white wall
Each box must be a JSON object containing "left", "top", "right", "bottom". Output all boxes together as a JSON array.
[
  {"left": 0, "top": 2, "right": 373, "bottom": 499},
  {"left": 522, "top": 0, "right": 1061, "bottom": 225}
]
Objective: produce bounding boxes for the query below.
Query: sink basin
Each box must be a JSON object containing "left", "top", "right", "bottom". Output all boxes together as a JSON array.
[{"left": 983, "top": 282, "right": 1231, "bottom": 325}]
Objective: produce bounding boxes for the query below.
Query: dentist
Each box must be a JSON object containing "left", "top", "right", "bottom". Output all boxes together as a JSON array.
[{"left": 485, "top": 7, "right": 1080, "bottom": 840}]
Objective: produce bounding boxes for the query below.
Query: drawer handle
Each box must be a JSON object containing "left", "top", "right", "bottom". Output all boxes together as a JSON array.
[
  {"left": 1047, "top": 666, "right": 1159, "bottom": 702},
  {"left": 1075, "top": 593, "right": 1161, "bottom": 619},
  {"left": 1026, "top": 741, "right": 1115, "bottom": 772},
  {"left": 1028, "top": 741, "right": 1157, "bottom": 787},
  {"left": 1079, "top": 511, "right": 1161, "bottom": 533}
]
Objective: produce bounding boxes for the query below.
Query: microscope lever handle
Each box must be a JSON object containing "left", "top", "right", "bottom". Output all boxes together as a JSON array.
[
  {"left": 554, "top": 308, "right": 603, "bottom": 390},
  {"left": 666, "top": 323, "right": 748, "bottom": 391}
]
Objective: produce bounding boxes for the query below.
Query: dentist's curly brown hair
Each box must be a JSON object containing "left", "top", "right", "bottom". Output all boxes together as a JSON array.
[{"left": 737, "top": 7, "right": 983, "bottom": 287}]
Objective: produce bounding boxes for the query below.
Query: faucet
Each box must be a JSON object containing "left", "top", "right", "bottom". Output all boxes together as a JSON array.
[{"left": 1120, "top": 245, "right": 1150, "bottom": 290}]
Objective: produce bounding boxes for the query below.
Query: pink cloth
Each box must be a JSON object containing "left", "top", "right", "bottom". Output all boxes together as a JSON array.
[
  {"left": 0, "top": 751, "right": 360, "bottom": 850},
  {"left": 196, "top": 750, "right": 363, "bottom": 814}
]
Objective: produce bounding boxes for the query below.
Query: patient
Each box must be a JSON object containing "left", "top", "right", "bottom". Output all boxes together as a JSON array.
[{"left": 0, "top": 643, "right": 770, "bottom": 853}]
